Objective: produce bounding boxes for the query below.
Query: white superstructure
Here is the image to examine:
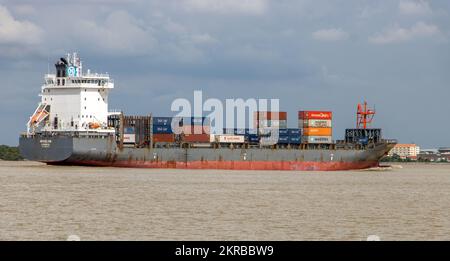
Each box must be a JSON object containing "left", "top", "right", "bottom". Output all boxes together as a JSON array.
[{"left": 27, "top": 53, "right": 115, "bottom": 134}]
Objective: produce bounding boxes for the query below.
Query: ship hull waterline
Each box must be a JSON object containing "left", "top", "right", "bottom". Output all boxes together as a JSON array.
[{"left": 19, "top": 135, "right": 394, "bottom": 171}]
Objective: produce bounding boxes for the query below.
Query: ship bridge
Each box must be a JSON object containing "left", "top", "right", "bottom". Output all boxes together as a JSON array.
[{"left": 27, "top": 52, "right": 115, "bottom": 135}]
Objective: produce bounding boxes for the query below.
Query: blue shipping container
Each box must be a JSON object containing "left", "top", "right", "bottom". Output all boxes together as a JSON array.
[
  {"left": 288, "top": 137, "right": 301, "bottom": 144},
  {"left": 277, "top": 136, "right": 290, "bottom": 144},
  {"left": 247, "top": 129, "right": 258, "bottom": 135},
  {"left": 234, "top": 128, "right": 246, "bottom": 135},
  {"left": 153, "top": 125, "right": 173, "bottom": 134},
  {"left": 223, "top": 128, "right": 234, "bottom": 134},
  {"left": 288, "top": 128, "right": 301, "bottom": 135},
  {"left": 153, "top": 117, "right": 171, "bottom": 126},
  {"left": 278, "top": 129, "right": 289, "bottom": 135},
  {"left": 183, "top": 117, "right": 210, "bottom": 126},
  {"left": 248, "top": 135, "right": 260, "bottom": 143}
]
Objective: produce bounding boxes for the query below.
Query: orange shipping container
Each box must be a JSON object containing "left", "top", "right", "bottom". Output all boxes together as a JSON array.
[
  {"left": 183, "top": 134, "right": 210, "bottom": 143},
  {"left": 153, "top": 134, "right": 175, "bottom": 143},
  {"left": 298, "top": 111, "right": 332, "bottom": 120},
  {"left": 302, "top": 127, "right": 332, "bottom": 136}
]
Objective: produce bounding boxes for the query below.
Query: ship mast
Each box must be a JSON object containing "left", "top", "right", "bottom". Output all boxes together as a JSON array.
[{"left": 356, "top": 101, "right": 375, "bottom": 129}]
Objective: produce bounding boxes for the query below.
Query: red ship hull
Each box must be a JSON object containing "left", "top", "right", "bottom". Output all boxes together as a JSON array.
[{"left": 54, "top": 160, "right": 380, "bottom": 171}]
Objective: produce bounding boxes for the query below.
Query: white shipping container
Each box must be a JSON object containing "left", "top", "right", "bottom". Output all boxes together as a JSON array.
[
  {"left": 302, "top": 136, "right": 332, "bottom": 144},
  {"left": 123, "top": 134, "right": 136, "bottom": 143},
  {"left": 258, "top": 120, "right": 287, "bottom": 128},
  {"left": 209, "top": 134, "right": 216, "bottom": 143},
  {"left": 216, "top": 135, "right": 245, "bottom": 143},
  {"left": 300, "top": 119, "right": 332, "bottom": 128}
]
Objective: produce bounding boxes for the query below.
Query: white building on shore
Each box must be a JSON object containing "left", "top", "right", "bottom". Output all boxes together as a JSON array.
[{"left": 388, "top": 144, "right": 420, "bottom": 159}]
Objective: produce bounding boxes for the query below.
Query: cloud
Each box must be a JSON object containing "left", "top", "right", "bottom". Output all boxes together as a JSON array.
[
  {"left": 399, "top": 0, "right": 432, "bottom": 16},
  {"left": 0, "top": 5, "right": 42, "bottom": 45},
  {"left": 369, "top": 21, "right": 440, "bottom": 44},
  {"left": 181, "top": 0, "right": 267, "bottom": 15},
  {"left": 312, "top": 28, "right": 349, "bottom": 41},
  {"left": 11, "top": 4, "right": 37, "bottom": 16},
  {"left": 73, "top": 10, "right": 157, "bottom": 55},
  {"left": 190, "top": 33, "right": 218, "bottom": 45}
]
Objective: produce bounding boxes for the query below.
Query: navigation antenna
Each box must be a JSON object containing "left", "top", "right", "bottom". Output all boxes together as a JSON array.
[{"left": 357, "top": 101, "right": 376, "bottom": 129}]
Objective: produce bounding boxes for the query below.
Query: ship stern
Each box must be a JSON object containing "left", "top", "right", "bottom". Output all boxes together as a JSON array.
[{"left": 19, "top": 135, "right": 73, "bottom": 163}]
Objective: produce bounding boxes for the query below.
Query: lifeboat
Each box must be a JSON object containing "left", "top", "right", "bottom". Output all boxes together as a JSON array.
[{"left": 89, "top": 122, "right": 101, "bottom": 129}]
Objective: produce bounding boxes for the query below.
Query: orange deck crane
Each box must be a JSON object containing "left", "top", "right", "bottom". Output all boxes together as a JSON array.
[{"left": 357, "top": 101, "right": 375, "bottom": 129}]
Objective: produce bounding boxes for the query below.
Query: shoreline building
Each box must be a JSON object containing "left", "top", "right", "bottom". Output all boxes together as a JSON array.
[
  {"left": 417, "top": 147, "right": 450, "bottom": 162},
  {"left": 388, "top": 144, "right": 420, "bottom": 159}
]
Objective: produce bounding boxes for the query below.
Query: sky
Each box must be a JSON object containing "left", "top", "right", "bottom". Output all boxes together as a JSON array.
[{"left": 0, "top": 0, "right": 449, "bottom": 148}]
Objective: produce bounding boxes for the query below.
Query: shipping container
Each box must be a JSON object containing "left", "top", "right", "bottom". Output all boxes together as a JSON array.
[
  {"left": 216, "top": 135, "right": 245, "bottom": 143},
  {"left": 152, "top": 133, "right": 175, "bottom": 143},
  {"left": 234, "top": 128, "right": 246, "bottom": 135},
  {"left": 301, "top": 119, "right": 332, "bottom": 128},
  {"left": 262, "top": 128, "right": 300, "bottom": 137},
  {"left": 183, "top": 134, "right": 210, "bottom": 143},
  {"left": 153, "top": 117, "right": 177, "bottom": 126},
  {"left": 255, "top": 111, "right": 287, "bottom": 120},
  {"left": 153, "top": 125, "right": 173, "bottom": 134},
  {"left": 223, "top": 128, "right": 259, "bottom": 135},
  {"left": 298, "top": 111, "right": 332, "bottom": 120},
  {"left": 288, "top": 136, "right": 301, "bottom": 144},
  {"left": 123, "top": 134, "right": 136, "bottom": 143},
  {"left": 278, "top": 129, "right": 289, "bottom": 135},
  {"left": 182, "top": 117, "right": 210, "bottom": 126},
  {"left": 223, "top": 128, "right": 234, "bottom": 134},
  {"left": 288, "top": 128, "right": 301, "bottom": 135},
  {"left": 302, "top": 127, "right": 332, "bottom": 136},
  {"left": 256, "top": 120, "right": 288, "bottom": 128},
  {"left": 247, "top": 134, "right": 260, "bottom": 143},
  {"left": 302, "top": 136, "right": 333, "bottom": 144},
  {"left": 277, "top": 136, "right": 290, "bottom": 144},
  {"left": 182, "top": 125, "right": 210, "bottom": 135},
  {"left": 247, "top": 129, "right": 258, "bottom": 135}
]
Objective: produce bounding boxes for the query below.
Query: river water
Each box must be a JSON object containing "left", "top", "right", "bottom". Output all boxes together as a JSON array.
[{"left": 0, "top": 161, "right": 449, "bottom": 240}]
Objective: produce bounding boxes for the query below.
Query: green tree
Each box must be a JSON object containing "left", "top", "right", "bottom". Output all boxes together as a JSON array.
[{"left": 0, "top": 145, "right": 23, "bottom": 161}]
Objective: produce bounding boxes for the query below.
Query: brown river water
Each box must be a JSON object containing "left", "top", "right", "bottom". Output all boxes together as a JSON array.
[{"left": 0, "top": 161, "right": 449, "bottom": 241}]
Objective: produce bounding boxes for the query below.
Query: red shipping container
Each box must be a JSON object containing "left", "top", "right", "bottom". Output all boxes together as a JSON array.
[
  {"left": 298, "top": 111, "right": 332, "bottom": 120},
  {"left": 183, "top": 134, "right": 210, "bottom": 143},
  {"left": 182, "top": 125, "right": 210, "bottom": 135},
  {"left": 153, "top": 134, "right": 175, "bottom": 143},
  {"left": 254, "top": 111, "right": 287, "bottom": 120}
]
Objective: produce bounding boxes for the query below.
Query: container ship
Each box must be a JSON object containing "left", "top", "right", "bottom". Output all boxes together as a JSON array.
[{"left": 19, "top": 53, "right": 396, "bottom": 171}]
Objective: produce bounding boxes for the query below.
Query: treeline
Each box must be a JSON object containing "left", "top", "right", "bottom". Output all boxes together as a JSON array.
[{"left": 0, "top": 145, "right": 23, "bottom": 161}]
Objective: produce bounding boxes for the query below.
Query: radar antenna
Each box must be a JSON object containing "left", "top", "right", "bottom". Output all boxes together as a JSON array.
[{"left": 357, "top": 101, "right": 376, "bottom": 129}]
